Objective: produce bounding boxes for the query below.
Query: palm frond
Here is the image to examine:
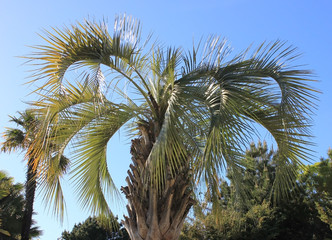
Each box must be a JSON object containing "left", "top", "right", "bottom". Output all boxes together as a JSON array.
[
  {"left": 33, "top": 80, "right": 139, "bottom": 217},
  {"left": 38, "top": 154, "right": 69, "bottom": 222},
  {"left": 173, "top": 40, "right": 318, "bottom": 203},
  {"left": 27, "top": 17, "right": 155, "bottom": 112},
  {"left": 70, "top": 105, "right": 133, "bottom": 215}
]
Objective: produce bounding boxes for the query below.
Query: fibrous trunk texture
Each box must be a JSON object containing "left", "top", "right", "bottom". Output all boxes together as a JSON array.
[
  {"left": 122, "top": 122, "right": 194, "bottom": 240},
  {"left": 21, "top": 158, "right": 37, "bottom": 240}
]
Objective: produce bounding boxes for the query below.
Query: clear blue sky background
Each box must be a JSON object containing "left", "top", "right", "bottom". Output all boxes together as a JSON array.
[{"left": 0, "top": 0, "right": 331, "bottom": 239}]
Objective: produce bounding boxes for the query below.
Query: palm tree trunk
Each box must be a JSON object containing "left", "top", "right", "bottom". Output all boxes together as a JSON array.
[
  {"left": 21, "top": 158, "right": 37, "bottom": 240},
  {"left": 122, "top": 135, "right": 195, "bottom": 240}
]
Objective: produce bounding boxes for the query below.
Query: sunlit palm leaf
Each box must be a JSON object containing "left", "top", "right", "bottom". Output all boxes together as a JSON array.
[{"left": 70, "top": 104, "right": 134, "bottom": 214}]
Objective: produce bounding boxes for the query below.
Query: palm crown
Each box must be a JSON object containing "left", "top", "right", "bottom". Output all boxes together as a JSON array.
[
  {"left": 1, "top": 111, "right": 38, "bottom": 153},
  {"left": 28, "top": 16, "right": 317, "bottom": 239}
]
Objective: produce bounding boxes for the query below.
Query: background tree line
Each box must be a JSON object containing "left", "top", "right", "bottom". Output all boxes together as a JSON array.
[{"left": 180, "top": 142, "right": 332, "bottom": 240}]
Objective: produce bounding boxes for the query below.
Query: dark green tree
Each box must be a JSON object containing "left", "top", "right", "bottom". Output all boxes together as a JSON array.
[
  {"left": 60, "top": 216, "right": 129, "bottom": 240},
  {"left": 0, "top": 170, "right": 41, "bottom": 240},
  {"left": 299, "top": 149, "right": 332, "bottom": 231}
]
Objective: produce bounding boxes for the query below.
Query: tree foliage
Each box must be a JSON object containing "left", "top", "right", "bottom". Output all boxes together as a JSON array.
[
  {"left": 299, "top": 149, "right": 332, "bottom": 230},
  {"left": 60, "top": 216, "right": 129, "bottom": 240},
  {"left": 0, "top": 171, "right": 41, "bottom": 240},
  {"left": 181, "top": 143, "right": 332, "bottom": 240}
]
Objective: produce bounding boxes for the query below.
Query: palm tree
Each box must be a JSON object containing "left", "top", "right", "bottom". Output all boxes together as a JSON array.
[
  {"left": 28, "top": 16, "right": 317, "bottom": 240},
  {"left": 1, "top": 111, "right": 68, "bottom": 240},
  {"left": 1, "top": 111, "right": 40, "bottom": 240}
]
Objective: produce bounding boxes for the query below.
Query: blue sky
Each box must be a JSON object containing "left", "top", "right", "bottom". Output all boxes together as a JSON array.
[{"left": 0, "top": 0, "right": 331, "bottom": 239}]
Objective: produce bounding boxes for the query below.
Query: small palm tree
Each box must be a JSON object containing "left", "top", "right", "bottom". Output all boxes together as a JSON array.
[
  {"left": 1, "top": 111, "right": 68, "bottom": 240},
  {"left": 28, "top": 16, "right": 317, "bottom": 240}
]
